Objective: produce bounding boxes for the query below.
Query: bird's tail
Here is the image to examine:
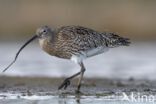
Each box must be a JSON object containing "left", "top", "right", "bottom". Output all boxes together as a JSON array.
[{"left": 104, "top": 32, "right": 131, "bottom": 48}]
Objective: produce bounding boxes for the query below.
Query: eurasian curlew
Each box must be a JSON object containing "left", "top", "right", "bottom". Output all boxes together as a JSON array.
[{"left": 2, "top": 25, "right": 130, "bottom": 93}]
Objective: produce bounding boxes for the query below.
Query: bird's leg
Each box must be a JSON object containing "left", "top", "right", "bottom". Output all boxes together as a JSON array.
[
  {"left": 58, "top": 71, "right": 81, "bottom": 90},
  {"left": 76, "top": 62, "right": 86, "bottom": 93},
  {"left": 58, "top": 62, "right": 86, "bottom": 91}
]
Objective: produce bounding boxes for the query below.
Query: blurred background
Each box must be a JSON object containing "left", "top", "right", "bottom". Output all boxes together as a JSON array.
[{"left": 0, "top": 0, "right": 156, "bottom": 79}]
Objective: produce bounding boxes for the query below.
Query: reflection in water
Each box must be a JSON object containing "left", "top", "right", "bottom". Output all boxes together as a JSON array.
[
  {"left": 0, "top": 92, "right": 155, "bottom": 104},
  {"left": 58, "top": 93, "right": 80, "bottom": 104}
]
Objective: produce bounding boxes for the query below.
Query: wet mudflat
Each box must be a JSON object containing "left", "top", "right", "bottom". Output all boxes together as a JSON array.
[{"left": 0, "top": 76, "right": 156, "bottom": 104}]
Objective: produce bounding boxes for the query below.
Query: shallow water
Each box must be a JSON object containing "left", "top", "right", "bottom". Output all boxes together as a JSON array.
[{"left": 0, "top": 92, "right": 155, "bottom": 104}]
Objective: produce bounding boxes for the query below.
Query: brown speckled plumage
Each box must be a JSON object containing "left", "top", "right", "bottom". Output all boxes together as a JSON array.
[
  {"left": 38, "top": 26, "right": 130, "bottom": 60},
  {"left": 36, "top": 25, "right": 130, "bottom": 92}
]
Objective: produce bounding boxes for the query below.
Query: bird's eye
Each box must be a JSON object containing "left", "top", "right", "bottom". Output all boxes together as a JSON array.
[{"left": 43, "top": 30, "right": 46, "bottom": 33}]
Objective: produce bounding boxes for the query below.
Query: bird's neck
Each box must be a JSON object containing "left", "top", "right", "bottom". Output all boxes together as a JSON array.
[
  {"left": 38, "top": 37, "right": 59, "bottom": 56},
  {"left": 39, "top": 38, "right": 46, "bottom": 48},
  {"left": 39, "top": 37, "right": 51, "bottom": 47}
]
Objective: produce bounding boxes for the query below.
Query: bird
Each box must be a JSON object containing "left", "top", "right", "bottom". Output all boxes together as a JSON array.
[{"left": 2, "top": 25, "right": 130, "bottom": 93}]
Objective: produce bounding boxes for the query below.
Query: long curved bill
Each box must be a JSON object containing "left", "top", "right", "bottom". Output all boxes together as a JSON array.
[{"left": 2, "top": 35, "right": 38, "bottom": 73}]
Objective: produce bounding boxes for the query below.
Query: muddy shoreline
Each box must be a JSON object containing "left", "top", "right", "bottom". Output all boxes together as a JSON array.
[{"left": 0, "top": 76, "right": 156, "bottom": 97}]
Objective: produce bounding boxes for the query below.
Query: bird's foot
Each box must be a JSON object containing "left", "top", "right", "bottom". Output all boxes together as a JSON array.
[
  {"left": 75, "top": 90, "right": 80, "bottom": 94},
  {"left": 58, "top": 78, "right": 71, "bottom": 90},
  {"left": 75, "top": 90, "right": 83, "bottom": 94}
]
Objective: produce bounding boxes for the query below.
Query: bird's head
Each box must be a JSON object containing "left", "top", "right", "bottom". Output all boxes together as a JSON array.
[{"left": 36, "top": 26, "right": 53, "bottom": 39}]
